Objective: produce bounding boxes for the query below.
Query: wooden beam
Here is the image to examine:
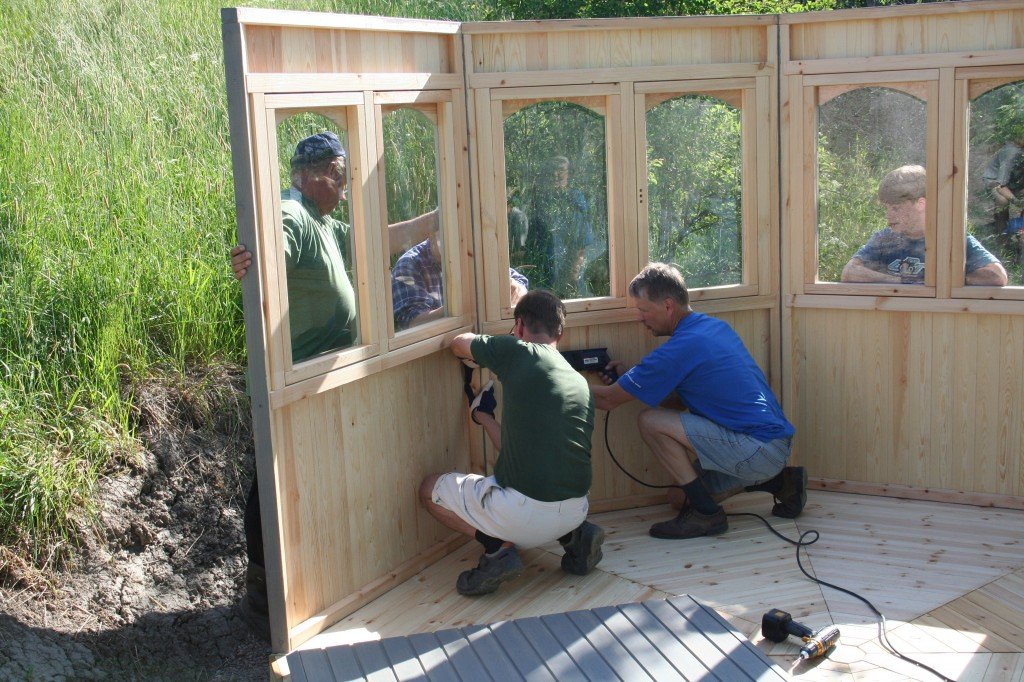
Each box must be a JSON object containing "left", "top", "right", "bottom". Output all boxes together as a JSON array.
[
  {"left": 469, "top": 63, "right": 771, "bottom": 89},
  {"left": 784, "top": 48, "right": 1024, "bottom": 76},
  {"left": 233, "top": 7, "right": 461, "bottom": 33},
  {"left": 810, "top": 477, "right": 1024, "bottom": 511},
  {"left": 247, "top": 73, "right": 464, "bottom": 94},
  {"left": 790, "top": 293, "right": 1024, "bottom": 315}
]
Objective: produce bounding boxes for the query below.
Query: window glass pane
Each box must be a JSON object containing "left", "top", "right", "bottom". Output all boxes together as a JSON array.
[
  {"left": 967, "top": 81, "right": 1023, "bottom": 287},
  {"left": 382, "top": 107, "right": 445, "bottom": 331},
  {"left": 817, "top": 87, "right": 927, "bottom": 284},
  {"left": 276, "top": 112, "right": 358, "bottom": 362},
  {"left": 646, "top": 94, "right": 742, "bottom": 288},
  {"left": 504, "top": 101, "right": 609, "bottom": 300}
]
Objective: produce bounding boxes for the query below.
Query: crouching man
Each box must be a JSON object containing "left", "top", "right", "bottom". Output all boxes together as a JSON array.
[
  {"left": 419, "top": 290, "right": 604, "bottom": 596},
  {"left": 592, "top": 263, "right": 803, "bottom": 540}
]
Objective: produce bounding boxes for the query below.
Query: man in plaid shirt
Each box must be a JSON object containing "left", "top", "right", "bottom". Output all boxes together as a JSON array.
[{"left": 392, "top": 234, "right": 529, "bottom": 329}]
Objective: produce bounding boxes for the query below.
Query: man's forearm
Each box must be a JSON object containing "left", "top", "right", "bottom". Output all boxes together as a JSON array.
[
  {"left": 406, "top": 306, "right": 444, "bottom": 328},
  {"left": 592, "top": 382, "right": 634, "bottom": 411},
  {"left": 966, "top": 262, "right": 1008, "bottom": 286},
  {"left": 841, "top": 260, "right": 899, "bottom": 283},
  {"left": 476, "top": 413, "right": 501, "bottom": 450},
  {"left": 387, "top": 210, "right": 438, "bottom": 254}
]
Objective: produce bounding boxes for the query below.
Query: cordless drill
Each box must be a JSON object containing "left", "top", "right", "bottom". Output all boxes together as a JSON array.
[{"left": 761, "top": 608, "right": 841, "bottom": 661}]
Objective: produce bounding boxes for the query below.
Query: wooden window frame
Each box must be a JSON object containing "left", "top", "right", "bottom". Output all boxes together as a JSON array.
[
  {"left": 800, "top": 70, "right": 940, "bottom": 298},
  {"left": 952, "top": 65, "right": 1024, "bottom": 301},
  {"left": 635, "top": 78, "right": 764, "bottom": 303},
  {"left": 483, "top": 84, "right": 627, "bottom": 321},
  {"left": 254, "top": 93, "right": 381, "bottom": 389},
  {"left": 373, "top": 90, "right": 474, "bottom": 351}
]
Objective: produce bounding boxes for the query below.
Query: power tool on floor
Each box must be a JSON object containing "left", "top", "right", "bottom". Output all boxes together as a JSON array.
[{"left": 762, "top": 608, "right": 841, "bottom": 660}]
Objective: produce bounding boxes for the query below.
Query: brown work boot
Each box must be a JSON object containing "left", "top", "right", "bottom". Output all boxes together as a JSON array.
[{"left": 649, "top": 507, "right": 728, "bottom": 540}]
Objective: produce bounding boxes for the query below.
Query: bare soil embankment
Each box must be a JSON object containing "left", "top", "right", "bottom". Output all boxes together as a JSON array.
[{"left": 0, "top": 368, "right": 270, "bottom": 681}]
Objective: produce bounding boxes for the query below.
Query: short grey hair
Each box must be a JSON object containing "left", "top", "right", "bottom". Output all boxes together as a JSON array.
[{"left": 629, "top": 263, "right": 689, "bottom": 307}]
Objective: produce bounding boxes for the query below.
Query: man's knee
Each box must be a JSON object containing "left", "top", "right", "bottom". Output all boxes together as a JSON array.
[
  {"left": 637, "top": 407, "right": 680, "bottom": 436},
  {"left": 637, "top": 407, "right": 657, "bottom": 434},
  {"left": 419, "top": 474, "right": 441, "bottom": 508}
]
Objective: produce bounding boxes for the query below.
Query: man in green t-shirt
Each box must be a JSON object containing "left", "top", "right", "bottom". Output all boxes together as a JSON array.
[{"left": 419, "top": 290, "right": 604, "bottom": 596}]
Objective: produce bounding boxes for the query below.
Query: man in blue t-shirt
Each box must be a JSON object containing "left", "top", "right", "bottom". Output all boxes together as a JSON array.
[
  {"left": 591, "top": 263, "right": 802, "bottom": 540},
  {"left": 841, "top": 165, "right": 1007, "bottom": 286}
]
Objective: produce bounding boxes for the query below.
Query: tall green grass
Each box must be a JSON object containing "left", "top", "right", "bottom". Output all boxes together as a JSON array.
[{"left": 0, "top": 0, "right": 491, "bottom": 566}]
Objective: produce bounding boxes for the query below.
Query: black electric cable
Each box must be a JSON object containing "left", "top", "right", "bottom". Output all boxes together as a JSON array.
[{"left": 601, "top": 411, "right": 955, "bottom": 682}]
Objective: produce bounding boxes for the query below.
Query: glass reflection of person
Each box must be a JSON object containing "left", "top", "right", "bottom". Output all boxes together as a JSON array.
[
  {"left": 524, "top": 155, "right": 594, "bottom": 297},
  {"left": 841, "top": 165, "right": 1008, "bottom": 286},
  {"left": 982, "top": 136, "right": 1024, "bottom": 236},
  {"left": 231, "top": 131, "right": 439, "bottom": 357},
  {"left": 391, "top": 232, "right": 529, "bottom": 330}
]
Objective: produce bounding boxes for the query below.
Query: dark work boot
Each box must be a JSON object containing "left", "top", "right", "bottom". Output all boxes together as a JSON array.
[
  {"left": 771, "top": 467, "right": 808, "bottom": 519},
  {"left": 456, "top": 547, "right": 523, "bottom": 596},
  {"left": 746, "top": 466, "right": 808, "bottom": 519},
  {"left": 649, "top": 507, "right": 728, "bottom": 540},
  {"left": 559, "top": 521, "right": 604, "bottom": 576}
]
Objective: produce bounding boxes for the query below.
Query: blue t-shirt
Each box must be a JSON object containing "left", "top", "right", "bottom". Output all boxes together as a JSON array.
[
  {"left": 619, "top": 312, "right": 794, "bottom": 443},
  {"left": 852, "top": 229, "right": 999, "bottom": 283}
]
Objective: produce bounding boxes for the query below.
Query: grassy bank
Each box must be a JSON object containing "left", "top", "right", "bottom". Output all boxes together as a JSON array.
[{"left": 0, "top": 0, "right": 491, "bottom": 565}]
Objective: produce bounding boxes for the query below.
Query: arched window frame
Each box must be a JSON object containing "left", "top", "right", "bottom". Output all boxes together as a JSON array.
[
  {"left": 953, "top": 65, "right": 1024, "bottom": 301},
  {"left": 800, "top": 70, "right": 940, "bottom": 298},
  {"left": 635, "top": 78, "right": 765, "bottom": 303}
]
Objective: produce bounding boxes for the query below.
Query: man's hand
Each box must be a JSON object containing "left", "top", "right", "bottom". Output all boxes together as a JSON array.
[
  {"left": 470, "top": 380, "right": 497, "bottom": 425},
  {"left": 993, "top": 185, "right": 1015, "bottom": 206},
  {"left": 601, "top": 360, "right": 627, "bottom": 385},
  {"left": 231, "top": 244, "right": 252, "bottom": 280}
]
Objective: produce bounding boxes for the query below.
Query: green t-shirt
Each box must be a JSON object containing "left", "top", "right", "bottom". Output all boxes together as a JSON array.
[
  {"left": 281, "top": 188, "right": 357, "bottom": 362},
  {"left": 470, "top": 334, "right": 594, "bottom": 501}
]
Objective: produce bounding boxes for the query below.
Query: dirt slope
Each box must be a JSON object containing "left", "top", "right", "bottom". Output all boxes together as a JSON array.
[{"left": 0, "top": 368, "right": 270, "bottom": 681}]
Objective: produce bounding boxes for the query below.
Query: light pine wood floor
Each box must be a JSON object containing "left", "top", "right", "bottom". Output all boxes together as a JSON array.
[{"left": 309, "top": 491, "right": 1024, "bottom": 681}]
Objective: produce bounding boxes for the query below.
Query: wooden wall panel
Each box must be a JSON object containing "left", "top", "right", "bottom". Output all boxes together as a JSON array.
[
  {"left": 792, "top": 309, "right": 1024, "bottom": 497},
  {"left": 788, "top": 9, "right": 1024, "bottom": 62},
  {"left": 246, "top": 26, "right": 454, "bottom": 74},
  {"left": 226, "top": 0, "right": 1024, "bottom": 659},
  {"left": 276, "top": 351, "right": 469, "bottom": 631},
  {"left": 470, "top": 26, "right": 768, "bottom": 74}
]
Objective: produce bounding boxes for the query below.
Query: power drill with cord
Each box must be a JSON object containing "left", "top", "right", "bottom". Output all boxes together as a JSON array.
[{"left": 762, "top": 608, "right": 841, "bottom": 661}]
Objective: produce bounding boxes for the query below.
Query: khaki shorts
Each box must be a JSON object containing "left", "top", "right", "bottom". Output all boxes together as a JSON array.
[{"left": 431, "top": 473, "right": 588, "bottom": 549}]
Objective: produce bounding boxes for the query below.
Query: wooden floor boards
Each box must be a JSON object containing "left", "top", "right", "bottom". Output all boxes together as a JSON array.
[{"left": 307, "top": 490, "right": 1024, "bottom": 681}]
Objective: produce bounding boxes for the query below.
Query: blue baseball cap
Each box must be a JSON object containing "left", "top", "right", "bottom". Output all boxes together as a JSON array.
[{"left": 290, "top": 131, "right": 346, "bottom": 168}]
